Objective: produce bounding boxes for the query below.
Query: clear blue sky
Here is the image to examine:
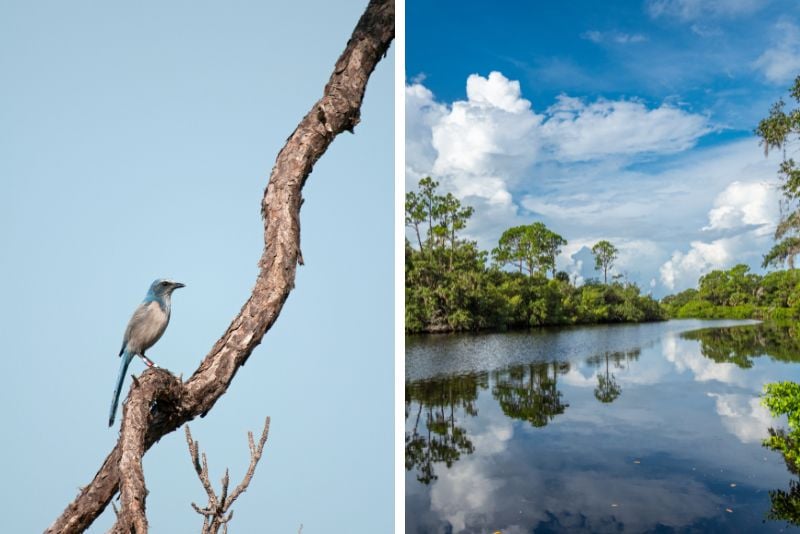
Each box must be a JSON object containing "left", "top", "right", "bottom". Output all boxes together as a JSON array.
[
  {"left": 407, "top": 0, "right": 800, "bottom": 296},
  {"left": 0, "top": 1, "right": 393, "bottom": 532}
]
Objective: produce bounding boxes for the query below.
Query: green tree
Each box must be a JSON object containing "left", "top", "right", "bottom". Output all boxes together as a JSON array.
[
  {"left": 405, "top": 190, "right": 426, "bottom": 252},
  {"left": 434, "top": 192, "right": 475, "bottom": 270},
  {"left": 757, "top": 76, "right": 800, "bottom": 269},
  {"left": 659, "top": 265, "right": 800, "bottom": 320},
  {"left": 417, "top": 176, "right": 441, "bottom": 251},
  {"left": 516, "top": 223, "right": 544, "bottom": 276},
  {"left": 764, "top": 236, "right": 800, "bottom": 270},
  {"left": 762, "top": 380, "right": 800, "bottom": 525},
  {"left": 591, "top": 240, "right": 619, "bottom": 284},
  {"left": 555, "top": 270, "right": 571, "bottom": 283},
  {"left": 492, "top": 222, "right": 565, "bottom": 278},
  {"left": 407, "top": 187, "right": 667, "bottom": 333},
  {"left": 492, "top": 225, "right": 527, "bottom": 274},
  {"left": 538, "top": 225, "right": 568, "bottom": 278},
  {"left": 697, "top": 264, "right": 759, "bottom": 307}
]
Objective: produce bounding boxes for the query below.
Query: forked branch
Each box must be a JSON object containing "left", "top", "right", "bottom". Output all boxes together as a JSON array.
[{"left": 186, "top": 418, "right": 271, "bottom": 534}]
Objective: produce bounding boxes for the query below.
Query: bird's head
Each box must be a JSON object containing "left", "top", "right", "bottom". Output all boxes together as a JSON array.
[{"left": 149, "top": 278, "right": 186, "bottom": 298}]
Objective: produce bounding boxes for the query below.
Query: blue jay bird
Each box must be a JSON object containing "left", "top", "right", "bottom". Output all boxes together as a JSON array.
[{"left": 108, "top": 278, "right": 185, "bottom": 427}]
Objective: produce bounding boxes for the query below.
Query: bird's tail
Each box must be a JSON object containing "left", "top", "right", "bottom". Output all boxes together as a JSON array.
[{"left": 109, "top": 351, "right": 134, "bottom": 427}]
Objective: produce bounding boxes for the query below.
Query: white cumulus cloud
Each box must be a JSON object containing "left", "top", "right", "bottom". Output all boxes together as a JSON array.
[
  {"left": 406, "top": 71, "right": 714, "bottom": 254},
  {"left": 703, "top": 180, "right": 777, "bottom": 232},
  {"left": 464, "top": 71, "right": 532, "bottom": 113},
  {"left": 660, "top": 240, "right": 735, "bottom": 291},
  {"left": 405, "top": 82, "right": 447, "bottom": 184},
  {"left": 660, "top": 179, "right": 780, "bottom": 290},
  {"left": 405, "top": 72, "right": 783, "bottom": 296},
  {"left": 541, "top": 95, "right": 712, "bottom": 161},
  {"left": 431, "top": 74, "right": 542, "bottom": 183}
]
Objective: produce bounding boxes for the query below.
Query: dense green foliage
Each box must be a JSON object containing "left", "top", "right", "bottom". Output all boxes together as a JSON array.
[
  {"left": 763, "top": 382, "right": 800, "bottom": 470},
  {"left": 405, "top": 178, "right": 666, "bottom": 333},
  {"left": 763, "top": 381, "right": 800, "bottom": 525},
  {"left": 661, "top": 264, "right": 800, "bottom": 320},
  {"left": 492, "top": 222, "right": 567, "bottom": 278}
]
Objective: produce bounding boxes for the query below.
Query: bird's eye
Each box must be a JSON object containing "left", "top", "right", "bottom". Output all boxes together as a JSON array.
[{"left": 161, "top": 281, "right": 169, "bottom": 286}]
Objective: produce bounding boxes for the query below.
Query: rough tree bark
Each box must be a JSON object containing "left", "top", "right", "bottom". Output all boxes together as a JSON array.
[{"left": 45, "top": 1, "right": 394, "bottom": 532}]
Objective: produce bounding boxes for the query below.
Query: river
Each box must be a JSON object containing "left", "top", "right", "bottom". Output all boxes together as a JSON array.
[{"left": 406, "top": 319, "right": 800, "bottom": 532}]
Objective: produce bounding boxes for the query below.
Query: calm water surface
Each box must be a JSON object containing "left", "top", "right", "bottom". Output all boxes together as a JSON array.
[{"left": 406, "top": 320, "right": 800, "bottom": 533}]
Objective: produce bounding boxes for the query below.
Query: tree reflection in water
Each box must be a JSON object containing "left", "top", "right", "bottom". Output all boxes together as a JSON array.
[
  {"left": 768, "top": 479, "right": 800, "bottom": 525},
  {"left": 405, "top": 322, "right": 800, "bottom": 529},
  {"left": 687, "top": 324, "right": 800, "bottom": 525},
  {"left": 492, "top": 361, "right": 570, "bottom": 427},
  {"left": 586, "top": 349, "right": 640, "bottom": 403},
  {"left": 405, "top": 349, "right": 643, "bottom": 484},
  {"left": 682, "top": 323, "right": 800, "bottom": 368},
  {"left": 405, "top": 372, "right": 487, "bottom": 484},
  {"left": 764, "top": 421, "right": 800, "bottom": 524}
]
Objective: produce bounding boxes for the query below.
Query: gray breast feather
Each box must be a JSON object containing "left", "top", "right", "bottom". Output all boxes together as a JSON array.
[{"left": 123, "top": 301, "right": 170, "bottom": 355}]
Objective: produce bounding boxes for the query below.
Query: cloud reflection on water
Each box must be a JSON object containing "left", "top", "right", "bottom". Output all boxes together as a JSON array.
[{"left": 406, "top": 320, "right": 798, "bottom": 532}]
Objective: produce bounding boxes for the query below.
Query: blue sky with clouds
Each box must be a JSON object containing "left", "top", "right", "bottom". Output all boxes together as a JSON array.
[
  {"left": 407, "top": 0, "right": 800, "bottom": 296},
  {"left": 0, "top": 1, "right": 392, "bottom": 532}
]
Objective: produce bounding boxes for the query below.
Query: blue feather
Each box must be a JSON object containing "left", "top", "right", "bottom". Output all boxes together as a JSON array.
[{"left": 109, "top": 351, "right": 134, "bottom": 427}]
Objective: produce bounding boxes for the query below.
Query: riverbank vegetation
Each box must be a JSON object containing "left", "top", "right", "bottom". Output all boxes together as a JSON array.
[
  {"left": 405, "top": 178, "right": 665, "bottom": 333},
  {"left": 756, "top": 74, "right": 800, "bottom": 527},
  {"left": 661, "top": 76, "right": 800, "bottom": 324},
  {"left": 661, "top": 264, "right": 800, "bottom": 320}
]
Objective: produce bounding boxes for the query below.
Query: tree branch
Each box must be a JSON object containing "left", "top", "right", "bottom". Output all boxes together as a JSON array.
[
  {"left": 185, "top": 426, "right": 220, "bottom": 515},
  {"left": 186, "top": 418, "right": 271, "bottom": 534},
  {"left": 111, "top": 376, "right": 152, "bottom": 533},
  {"left": 45, "top": 1, "right": 393, "bottom": 532}
]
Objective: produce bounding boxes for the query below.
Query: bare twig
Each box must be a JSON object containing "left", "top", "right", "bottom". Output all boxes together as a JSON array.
[
  {"left": 185, "top": 427, "right": 219, "bottom": 513},
  {"left": 44, "top": 1, "right": 393, "bottom": 532},
  {"left": 185, "top": 418, "right": 271, "bottom": 534},
  {"left": 227, "top": 418, "right": 270, "bottom": 505}
]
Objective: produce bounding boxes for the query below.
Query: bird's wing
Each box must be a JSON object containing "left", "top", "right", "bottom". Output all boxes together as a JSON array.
[{"left": 120, "top": 302, "right": 153, "bottom": 355}]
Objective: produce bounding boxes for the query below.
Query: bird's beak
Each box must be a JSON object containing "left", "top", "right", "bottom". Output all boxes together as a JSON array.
[{"left": 173, "top": 282, "right": 186, "bottom": 289}]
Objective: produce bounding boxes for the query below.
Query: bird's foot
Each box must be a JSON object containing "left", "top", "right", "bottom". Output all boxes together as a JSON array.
[{"left": 140, "top": 354, "right": 159, "bottom": 368}]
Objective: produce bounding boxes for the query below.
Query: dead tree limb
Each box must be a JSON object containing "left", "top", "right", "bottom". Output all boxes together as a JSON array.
[
  {"left": 112, "top": 379, "right": 152, "bottom": 534},
  {"left": 186, "top": 418, "right": 271, "bottom": 534},
  {"left": 45, "top": 1, "right": 393, "bottom": 532}
]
